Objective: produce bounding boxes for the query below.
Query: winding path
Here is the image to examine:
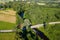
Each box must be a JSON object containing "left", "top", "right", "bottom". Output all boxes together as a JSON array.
[{"left": 0, "top": 22, "right": 60, "bottom": 32}]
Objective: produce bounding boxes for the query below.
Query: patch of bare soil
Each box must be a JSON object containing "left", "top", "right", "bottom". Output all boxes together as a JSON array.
[
  {"left": 0, "top": 10, "right": 16, "bottom": 23},
  {"left": 0, "top": 10, "right": 16, "bottom": 16}
]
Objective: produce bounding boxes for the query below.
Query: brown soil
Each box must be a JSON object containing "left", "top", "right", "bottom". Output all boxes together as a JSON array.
[{"left": 0, "top": 10, "right": 16, "bottom": 23}]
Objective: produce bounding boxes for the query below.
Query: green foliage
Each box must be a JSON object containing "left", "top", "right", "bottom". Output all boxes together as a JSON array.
[
  {"left": 16, "top": 27, "right": 42, "bottom": 40},
  {"left": 38, "top": 24, "right": 60, "bottom": 40},
  {"left": 47, "top": 24, "right": 60, "bottom": 40},
  {"left": 14, "top": 2, "right": 60, "bottom": 40},
  {"left": 16, "top": 18, "right": 42, "bottom": 40},
  {"left": 16, "top": 13, "right": 24, "bottom": 24},
  {"left": 0, "top": 5, "right": 3, "bottom": 8},
  {"left": 24, "top": 5, "right": 60, "bottom": 24},
  {"left": 55, "top": 11, "right": 60, "bottom": 19},
  {"left": 6, "top": 1, "right": 60, "bottom": 25}
]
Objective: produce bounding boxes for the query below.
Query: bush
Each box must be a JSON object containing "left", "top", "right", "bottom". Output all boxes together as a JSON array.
[{"left": 55, "top": 11, "right": 60, "bottom": 19}]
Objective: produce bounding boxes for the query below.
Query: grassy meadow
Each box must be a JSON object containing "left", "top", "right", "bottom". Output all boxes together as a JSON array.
[
  {"left": 0, "top": 21, "right": 16, "bottom": 30},
  {"left": 0, "top": 33, "right": 15, "bottom": 40}
]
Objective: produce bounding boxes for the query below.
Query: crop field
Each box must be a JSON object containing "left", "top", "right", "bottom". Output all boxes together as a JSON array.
[
  {"left": 0, "top": 9, "right": 16, "bottom": 23},
  {"left": 0, "top": 21, "right": 16, "bottom": 30},
  {"left": 0, "top": 33, "right": 15, "bottom": 40},
  {"left": 0, "top": 1, "right": 60, "bottom": 40},
  {"left": 0, "top": 8, "right": 16, "bottom": 40}
]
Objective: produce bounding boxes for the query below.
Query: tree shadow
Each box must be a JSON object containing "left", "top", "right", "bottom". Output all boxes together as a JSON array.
[
  {"left": 33, "top": 28, "right": 49, "bottom": 40},
  {"left": 18, "top": 26, "right": 36, "bottom": 40},
  {"left": 18, "top": 10, "right": 24, "bottom": 19},
  {"left": 19, "top": 26, "right": 28, "bottom": 40}
]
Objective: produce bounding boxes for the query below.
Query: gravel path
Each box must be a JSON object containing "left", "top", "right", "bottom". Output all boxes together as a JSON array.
[
  {"left": 31, "top": 22, "right": 60, "bottom": 28},
  {"left": 0, "top": 30, "right": 15, "bottom": 32}
]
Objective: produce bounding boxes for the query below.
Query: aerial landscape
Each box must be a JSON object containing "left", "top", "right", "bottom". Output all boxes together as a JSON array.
[{"left": 0, "top": 0, "right": 60, "bottom": 40}]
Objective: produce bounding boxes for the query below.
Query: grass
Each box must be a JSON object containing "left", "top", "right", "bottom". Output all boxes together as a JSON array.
[
  {"left": 38, "top": 24, "right": 60, "bottom": 40},
  {"left": 23, "top": 4, "right": 60, "bottom": 25},
  {"left": 0, "top": 33, "right": 15, "bottom": 40},
  {"left": 0, "top": 21, "right": 16, "bottom": 30}
]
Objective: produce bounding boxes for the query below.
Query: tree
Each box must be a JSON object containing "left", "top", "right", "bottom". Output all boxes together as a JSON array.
[
  {"left": 16, "top": 19, "right": 40, "bottom": 40},
  {"left": 55, "top": 11, "right": 60, "bottom": 19}
]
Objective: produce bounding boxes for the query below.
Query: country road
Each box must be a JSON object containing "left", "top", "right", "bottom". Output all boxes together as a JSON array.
[
  {"left": 31, "top": 22, "right": 60, "bottom": 28},
  {"left": 0, "top": 22, "right": 60, "bottom": 32},
  {"left": 0, "top": 30, "right": 15, "bottom": 32}
]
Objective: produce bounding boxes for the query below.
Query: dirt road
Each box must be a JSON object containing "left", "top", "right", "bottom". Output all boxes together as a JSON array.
[
  {"left": 0, "top": 10, "right": 16, "bottom": 23},
  {"left": 31, "top": 22, "right": 60, "bottom": 28}
]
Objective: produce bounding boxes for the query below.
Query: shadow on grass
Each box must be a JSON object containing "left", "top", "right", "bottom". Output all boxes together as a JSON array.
[{"left": 33, "top": 28, "right": 49, "bottom": 40}]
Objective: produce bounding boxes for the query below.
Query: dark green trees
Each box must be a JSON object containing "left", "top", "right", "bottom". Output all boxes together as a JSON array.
[
  {"left": 55, "top": 11, "right": 60, "bottom": 19},
  {"left": 16, "top": 19, "right": 41, "bottom": 40}
]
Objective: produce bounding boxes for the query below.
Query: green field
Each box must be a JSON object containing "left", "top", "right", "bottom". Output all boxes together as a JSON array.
[
  {"left": 0, "top": 21, "right": 16, "bottom": 30},
  {"left": 38, "top": 24, "right": 60, "bottom": 40},
  {"left": 24, "top": 6, "right": 60, "bottom": 25},
  {"left": 0, "top": 33, "right": 15, "bottom": 40}
]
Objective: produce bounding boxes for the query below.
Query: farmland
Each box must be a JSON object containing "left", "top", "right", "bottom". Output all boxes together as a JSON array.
[
  {"left": 0, "top": 33, "right": 15, "bottom": 40},
  {"left": 0, "top": 1, "right": 60, "bottom": 40},
  {"left": 0, "top": 21, "right": 16, "bottom": 30},
  {"left": 0, "top": 9, "right": 16, "bottom": 30},
  {"left": 0, "top": 9, "right": 16, "bottom": 23},
  {"left": 0, "top": 9, "right": 16, "bottom": 40}
]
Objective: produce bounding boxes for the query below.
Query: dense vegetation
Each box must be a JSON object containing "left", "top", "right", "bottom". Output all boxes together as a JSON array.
[
  {"left": 0, "top": 1, "right": 60, "bottom": 40},
  {"left": 13, "top": 1, "right": 60, "bottom": 40},
  {"left": 24, "top": 6, "right": 60, "bottom": 25},
  {"left": 11, "top": 1, "right": 60, "bottom": 25},
  {"left": 0, "top": 1, "right": 60, "bottom": 25},
  {"left": 38, "top": 24, "right": 60, "bottom": 40}
]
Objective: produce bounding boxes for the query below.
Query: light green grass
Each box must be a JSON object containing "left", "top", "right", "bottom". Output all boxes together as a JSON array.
[
  {"left": 0, "top": 33, "right": 15, "bottom": 40},
  {"left": 0, "top": 21, "right": 16, "bottom": 30}
]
